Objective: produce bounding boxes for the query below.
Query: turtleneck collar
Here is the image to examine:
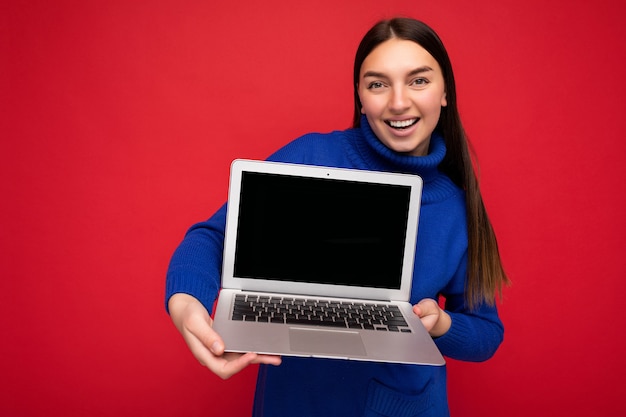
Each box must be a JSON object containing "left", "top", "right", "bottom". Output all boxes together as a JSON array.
[
  {"left": 346, "top": 115, "right": 460, "bottom": 204},
  {"left": 352, "top": 115, "right": 446, "bottom": 182}
]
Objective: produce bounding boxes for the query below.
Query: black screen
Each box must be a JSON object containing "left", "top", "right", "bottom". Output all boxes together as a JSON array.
[{"left": 233, "top": 171, "right": 411, "bottom": 289}]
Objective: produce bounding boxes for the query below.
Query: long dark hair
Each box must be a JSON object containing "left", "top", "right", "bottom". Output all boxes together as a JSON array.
[{"left": 353, "top": 17, "right": 509, "bottom": 309}]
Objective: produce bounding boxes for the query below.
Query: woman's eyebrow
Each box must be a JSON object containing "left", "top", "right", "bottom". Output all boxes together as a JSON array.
[
  {"left": 362, "top": 70, "right": 388, "bottom": 79},
  {"left": 407, "top": 66, "right": 434, "bottom": 76},
  {"left": 362, "top": 66, "right": 434, "bottom": 79}
]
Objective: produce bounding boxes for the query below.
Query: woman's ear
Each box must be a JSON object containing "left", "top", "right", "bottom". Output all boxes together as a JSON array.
[{"left": 441, "top": 91, "right": 448, "bottom": 107}]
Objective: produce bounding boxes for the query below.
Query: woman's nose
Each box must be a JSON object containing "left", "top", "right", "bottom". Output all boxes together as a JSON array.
[{"left": 389, "top": 86, "right": 410, "bottom": 112}]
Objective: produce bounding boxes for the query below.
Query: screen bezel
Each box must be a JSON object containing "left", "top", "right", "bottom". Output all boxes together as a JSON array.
[{"left": 221, "top": 159, "right": 423, "bottom": 302}]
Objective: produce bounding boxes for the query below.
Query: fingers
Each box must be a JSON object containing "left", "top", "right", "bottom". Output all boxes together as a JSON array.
[
  {"left": 413, "top": 300, "right": 439, "bottom": 333},
  {"left": 251, "top": 353, "right": 282, "bottom": 366},
  {"left": 214, "top": 352, "right": 260, "bottom": 379},
  {"left": 187, "top": 317, "right": 281, "bottom": 379},
  {"left": 193, "top": 349, "right": 281, "bottom": 380},
  {"left": 168, "top": 293, "right": 281, "bottom": 379},
  {"left": 412, "top": 298, "right": 451, "bottom": 337},
  {"left": 170, "top": 294, "right": 223, "bottom": 359},
  {"left": 187, "top": 312, "right": 224, "bottom": 356},
  {"left": 412, "top": 298, "right": 438, "bottom": 318}
]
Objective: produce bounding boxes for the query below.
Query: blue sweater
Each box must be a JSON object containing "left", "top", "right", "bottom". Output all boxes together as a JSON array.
[{"left": 166, "top": 116, "right": 504, "bottom": 416}]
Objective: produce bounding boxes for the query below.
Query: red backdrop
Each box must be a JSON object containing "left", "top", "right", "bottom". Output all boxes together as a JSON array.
[{"left": 2, "top": 1, "right": 625, "bottom": 416}]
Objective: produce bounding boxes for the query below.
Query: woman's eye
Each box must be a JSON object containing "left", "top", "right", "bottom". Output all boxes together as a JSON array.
[
  {"left": 411, "top": 78, "right": 429, "bottom": 87},
  {"left": 368, "top": 81, "right": 385, "bottom": 89}
]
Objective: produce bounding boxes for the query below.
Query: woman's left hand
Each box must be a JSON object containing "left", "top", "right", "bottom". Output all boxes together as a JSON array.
[{"left": 413, "top": 299, "right": 451, "bottom": 338}]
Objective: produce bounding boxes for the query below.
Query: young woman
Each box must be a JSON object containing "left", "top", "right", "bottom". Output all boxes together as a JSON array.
[{"left": 166, "top": 17, "right": 509, "bottom": 416}]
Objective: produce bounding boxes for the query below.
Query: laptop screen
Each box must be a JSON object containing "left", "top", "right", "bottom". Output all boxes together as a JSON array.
[{"left": 233, "top": 171, "right": 412, "bottom": 289}]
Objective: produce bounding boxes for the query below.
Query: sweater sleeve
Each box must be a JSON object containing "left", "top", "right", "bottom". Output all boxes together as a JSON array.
[
  {"left": 165, "top": 204, "right": 227, "bottom": 315},
  {"left": 433, "top": 254, "right": 504, "bottom": 362}
]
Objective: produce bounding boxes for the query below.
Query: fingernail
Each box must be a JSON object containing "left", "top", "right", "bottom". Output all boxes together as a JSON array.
[{"left": 211, "top": 341, "right": 221, "bottom": 353}]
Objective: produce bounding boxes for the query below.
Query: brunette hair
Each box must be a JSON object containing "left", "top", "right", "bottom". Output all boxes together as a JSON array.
[{"left": 353, "top": 17, "right": 509, "bottom": 309}]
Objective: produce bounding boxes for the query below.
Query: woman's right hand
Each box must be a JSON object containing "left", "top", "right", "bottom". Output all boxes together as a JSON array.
[{"left": 168, "top": 293, "right": 282, "bottom": 380}]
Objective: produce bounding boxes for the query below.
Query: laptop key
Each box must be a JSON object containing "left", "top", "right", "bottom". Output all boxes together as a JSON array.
[
  {"left": 386, "top": 317, "right": 409, "bottom": 326},
  {"left": 286, "top": 317, "right": 348, "bottom": 328}
]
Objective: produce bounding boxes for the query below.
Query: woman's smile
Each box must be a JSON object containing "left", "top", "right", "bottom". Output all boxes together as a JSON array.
[{"left": 386, "top": 118, "right": 419, "bottom": 129}]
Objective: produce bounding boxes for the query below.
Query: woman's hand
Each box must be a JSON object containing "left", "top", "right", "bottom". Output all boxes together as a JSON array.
[
  {"left": 168, "top": 293, "right": 282, "bottom": 380},
  {"left": 412, "top": 298, "right": 451, "bottom": 338}
]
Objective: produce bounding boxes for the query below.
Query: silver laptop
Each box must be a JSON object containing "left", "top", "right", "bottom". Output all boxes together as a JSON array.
[{"left": 212, "top": 159, "right": 445, "bottom": 366}]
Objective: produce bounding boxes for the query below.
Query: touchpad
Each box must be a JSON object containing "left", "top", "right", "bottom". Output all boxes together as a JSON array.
[{"left": 289, "top": 327, "right": 367, "bottom": 356}]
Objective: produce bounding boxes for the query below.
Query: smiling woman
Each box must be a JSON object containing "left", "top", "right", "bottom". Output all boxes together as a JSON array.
[
  {"left": 358, "top": 39, "right": 448, "bottom": 156},
  {"left": 3, "top": 1, "right": 624, "bottom": 416},
  {"left": 166, "top": 16, "right": 508, "bottom": 417},
  {"left": 351, "top": 17, "right": 508, "bottom": 312}
]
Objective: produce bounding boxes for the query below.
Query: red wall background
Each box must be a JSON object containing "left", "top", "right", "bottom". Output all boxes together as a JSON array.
[{"left": 2, "top": 1, "right": 625, "bottom": 416}]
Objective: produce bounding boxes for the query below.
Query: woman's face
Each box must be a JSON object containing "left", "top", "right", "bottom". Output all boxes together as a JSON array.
[{"left": 358, "top": 38, "right": 447, "bottom": 156}]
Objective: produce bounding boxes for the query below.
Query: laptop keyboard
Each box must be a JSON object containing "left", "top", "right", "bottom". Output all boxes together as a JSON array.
[{"left": 231, "top": 294, "right": 412, "bottom": 332}]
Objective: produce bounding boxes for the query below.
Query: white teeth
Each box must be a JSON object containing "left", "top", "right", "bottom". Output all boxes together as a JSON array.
[{"left": 388, "top": 119, "right": 417, "bottom": 128}]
